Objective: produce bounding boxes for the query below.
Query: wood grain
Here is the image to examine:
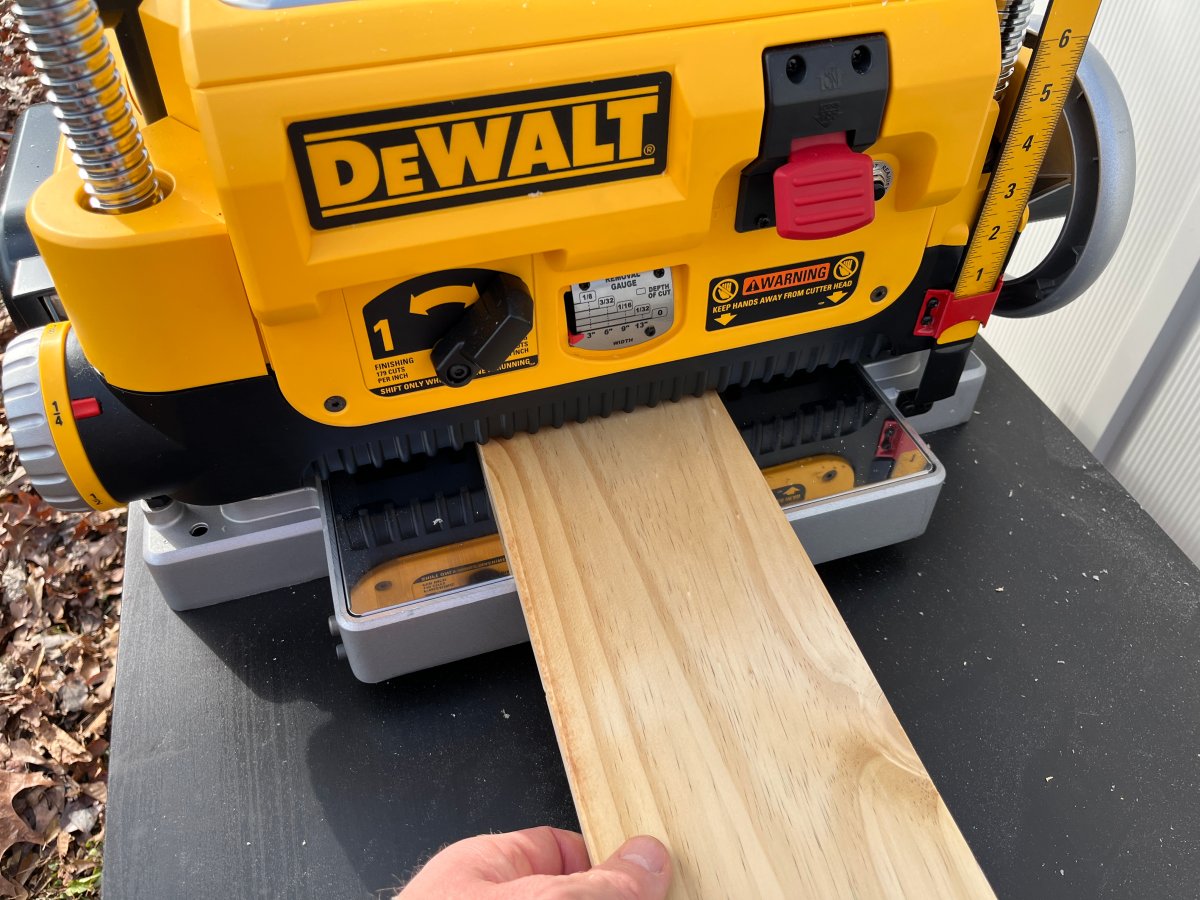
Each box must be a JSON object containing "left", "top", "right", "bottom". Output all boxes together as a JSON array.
[{"left": 479, "top": 393, "right": 994, "bottom": 899}]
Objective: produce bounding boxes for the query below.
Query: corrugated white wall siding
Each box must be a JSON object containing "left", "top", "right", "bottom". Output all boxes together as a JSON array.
[
  {"left": 1106, "top": 295, "right": 1200, "bottom": 564},
  {"left": 984, "top": 1, "right": 1200, "bottom": 564}
]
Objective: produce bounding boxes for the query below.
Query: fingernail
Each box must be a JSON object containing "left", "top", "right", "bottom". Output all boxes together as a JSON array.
[{"left": 619, "top": 836, "right": 668, "bottom": 875}]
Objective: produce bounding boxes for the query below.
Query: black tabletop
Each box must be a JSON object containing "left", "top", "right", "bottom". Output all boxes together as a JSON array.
[{"left": 104, "top": 339, "right": 1200, "bottom": 900}]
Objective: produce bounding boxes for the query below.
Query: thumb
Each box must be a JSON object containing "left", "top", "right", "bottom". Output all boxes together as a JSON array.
[{"left": 572, "top": 835, "right": 673, "bottom": 900}]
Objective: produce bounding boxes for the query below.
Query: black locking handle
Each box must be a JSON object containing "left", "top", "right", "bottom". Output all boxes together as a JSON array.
[{"left": 431, "top": 273, "right": 535, "bottom": 388}]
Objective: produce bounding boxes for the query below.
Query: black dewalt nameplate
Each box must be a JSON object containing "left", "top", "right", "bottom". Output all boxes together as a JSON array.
[
  {"left": 289, "top": 73, "right": 672, "bottom": 230},
  {"left": 706, "top": 253, "right": 864, "bottom": 331}
]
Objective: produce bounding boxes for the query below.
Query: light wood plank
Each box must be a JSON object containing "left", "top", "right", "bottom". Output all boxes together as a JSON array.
[{"left": 479, "top": 393, "right": 994, "bottom": 899}]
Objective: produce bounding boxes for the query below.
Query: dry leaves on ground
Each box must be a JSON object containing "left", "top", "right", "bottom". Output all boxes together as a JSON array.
[
  {"left": 0, "top": 11, "right": 121, "bottom": 889},
  {"left": 1, "top": 0, "right": 46, "bottom": 171},
  {"left": 0, "top": 307, "right": 122, "bottom": 899}
]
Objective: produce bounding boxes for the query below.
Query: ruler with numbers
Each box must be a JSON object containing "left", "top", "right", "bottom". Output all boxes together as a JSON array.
[{"left": 954, "top": 0, "right": 1105, "bottom": 299}]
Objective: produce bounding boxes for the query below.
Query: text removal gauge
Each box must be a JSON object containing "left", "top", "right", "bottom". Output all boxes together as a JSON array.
[{"left": 568, "top": 268, "right": 675, "bottom": 351}]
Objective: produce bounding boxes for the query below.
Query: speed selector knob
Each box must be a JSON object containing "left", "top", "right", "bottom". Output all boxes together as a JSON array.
[{"left": 431, "top": 273, "right": 534, "bottom": 388}]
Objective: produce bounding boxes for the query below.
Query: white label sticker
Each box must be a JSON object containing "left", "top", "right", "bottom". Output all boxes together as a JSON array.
[{"left": 568, "top": 268, "right": 674, "bottom": 351}]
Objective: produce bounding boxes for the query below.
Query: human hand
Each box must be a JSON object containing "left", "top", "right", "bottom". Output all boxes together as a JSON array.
[{"left": 397, "top": 826, "right": 672, "bottom": 899}]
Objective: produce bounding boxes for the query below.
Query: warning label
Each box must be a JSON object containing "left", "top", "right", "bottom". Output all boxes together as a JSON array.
[
  {"left": 706, "top": 252, "right": 864, "bottom": 331},
  {"left": 413, "top": 553, "right": 509, "bottom": 598}
]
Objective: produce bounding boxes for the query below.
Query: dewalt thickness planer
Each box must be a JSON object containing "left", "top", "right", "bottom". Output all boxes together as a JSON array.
[{"left": 1, "top": 0, "right": 1133, "bottom": 679}]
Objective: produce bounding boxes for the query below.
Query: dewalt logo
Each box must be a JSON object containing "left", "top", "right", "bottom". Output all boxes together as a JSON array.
[{"left": 289, "top": 73, "right": 671, "bottom": 230}]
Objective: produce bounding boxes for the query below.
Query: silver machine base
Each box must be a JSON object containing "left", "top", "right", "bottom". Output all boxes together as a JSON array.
[{"left": 141, "top": 351, "right": 986, "bottom": 682}]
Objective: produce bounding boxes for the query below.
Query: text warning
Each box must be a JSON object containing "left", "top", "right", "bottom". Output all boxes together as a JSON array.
[{"left": 706, "top": 253, "right": 864, "bottom": 330}]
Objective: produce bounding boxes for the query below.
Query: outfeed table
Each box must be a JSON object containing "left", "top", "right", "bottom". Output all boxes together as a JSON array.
[{"left": 104, "top": 340, "right": 1200, "bottom": 900}]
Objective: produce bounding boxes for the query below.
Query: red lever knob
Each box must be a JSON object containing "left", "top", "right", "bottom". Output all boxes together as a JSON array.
[{"left": 772, "top": 133, "right": 875, "bottom": 240}]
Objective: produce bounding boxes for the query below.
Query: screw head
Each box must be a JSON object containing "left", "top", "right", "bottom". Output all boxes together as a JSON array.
[
  {"left": 644, "top": 326, "right": 657, "bottom": 337},
  {"left": 785, "top": 55, "right": 806, "bottom": 84},
  {"left": 870, "top": 286, "right": 888, "bottom": 302},
  {"left": 446, "top": 363, "right": 472, "bottom": 385},
  {"left": 653, "top": 269, "right": 665, "bottom": 278},
  {"left": 756, "top": 215, "right": 773, "bottom": 229},
  {"left": 324, "top": 395, "right": 347, "bottom": 412},
  {"left": 851, "top": 45, "right": 872, "bottom": 75}
]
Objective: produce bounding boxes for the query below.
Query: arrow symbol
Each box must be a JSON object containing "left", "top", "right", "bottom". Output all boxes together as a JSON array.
[
  {"left": 409, "top": 283, "right": 479, "bottom": 316},
  {"left": 715, "top": 313, "right": 736, "bottom": 326},
  {"left": 783, "top": 486, "right": 802, "bottom": 497},
  {"left": 828, "top": 291, "right": 849, "bottom": 303}
]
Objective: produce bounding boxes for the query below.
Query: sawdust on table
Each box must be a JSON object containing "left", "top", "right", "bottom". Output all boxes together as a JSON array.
[{"left": 1, "top": 5, "right": 122, "bottom": 898}]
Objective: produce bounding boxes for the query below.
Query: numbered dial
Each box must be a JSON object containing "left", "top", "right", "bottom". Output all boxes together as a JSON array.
[{"left": 567, "top": 268, "right": 675, "bottom": 351}]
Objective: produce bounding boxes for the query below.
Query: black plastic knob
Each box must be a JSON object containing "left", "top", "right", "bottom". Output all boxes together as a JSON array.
[{"left": 431, "top": 273, "right": 534, "bottom": 388}]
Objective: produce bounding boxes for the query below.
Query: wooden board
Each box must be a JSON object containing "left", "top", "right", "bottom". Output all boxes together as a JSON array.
[{"left": 479, "top": 393, "right": 994, "bottom": 898}]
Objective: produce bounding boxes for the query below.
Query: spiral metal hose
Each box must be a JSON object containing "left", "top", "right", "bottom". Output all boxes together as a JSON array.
[
  {"left": 13, "top": 0, "right": 162, "bottom": 213},
  {"left": 995, "top": 0, "right": 1036, "bottom": 99}
]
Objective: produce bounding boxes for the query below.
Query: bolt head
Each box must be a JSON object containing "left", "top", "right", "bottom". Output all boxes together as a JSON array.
[{"left": 446, "top": 363, "right": 472, "bottom": 385}]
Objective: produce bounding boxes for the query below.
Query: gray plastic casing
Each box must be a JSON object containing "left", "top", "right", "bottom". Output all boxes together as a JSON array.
[{"left": 142, "top": 490, "right": 326, "bottom": 610}]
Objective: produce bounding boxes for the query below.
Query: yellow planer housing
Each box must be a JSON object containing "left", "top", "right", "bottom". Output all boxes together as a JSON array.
[{"left": 8, "top": 0, "right": 1043, "bottom": 510}]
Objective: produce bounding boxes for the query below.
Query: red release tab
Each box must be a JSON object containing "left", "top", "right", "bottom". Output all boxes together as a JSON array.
[
  {"left": 875, "top": 418, "right": 919, "bottom": 460},
  {"left": 914, "top": 282, "right": 1004, "bottom": 340},
  {"left": 773, "top": 133, "right": 875, "bottom": 240},
  {"left": 70, "top": 397, "right": 102, "bottom": 420}
]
